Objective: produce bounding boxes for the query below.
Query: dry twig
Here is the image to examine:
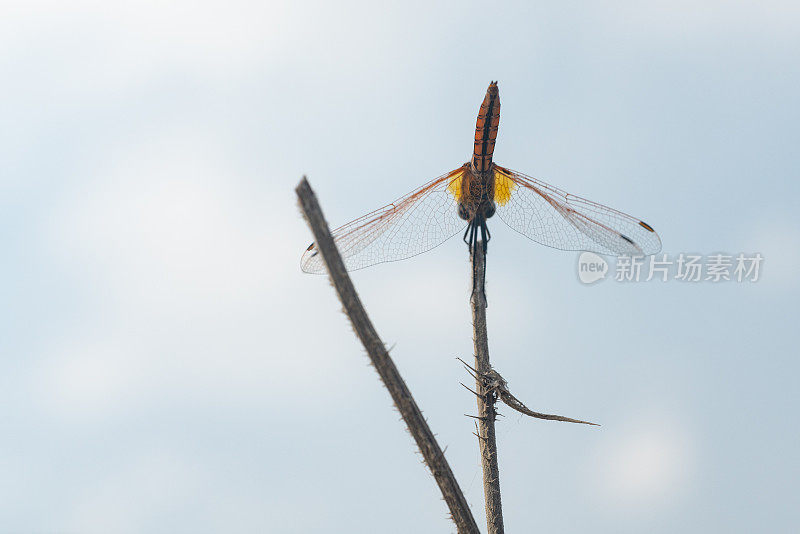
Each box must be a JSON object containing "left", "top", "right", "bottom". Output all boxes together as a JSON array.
[
  {"left": 470, "top": 247, "right": 504, "bottom": 534},
  {"left": 296, "top": 177, "right": 479, "bottom": 534},
  {"left": 457, "top": 358, "right": 598, "bottom": 426}
]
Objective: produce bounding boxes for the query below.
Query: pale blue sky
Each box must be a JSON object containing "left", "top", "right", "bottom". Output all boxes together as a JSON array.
[{"left": 1, "top": 1, "right": 799, "bottom": 532}]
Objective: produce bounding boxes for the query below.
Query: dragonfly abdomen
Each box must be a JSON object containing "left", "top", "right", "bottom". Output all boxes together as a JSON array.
[{"left": 472, "top": 81, "right": 500, "bottom": 173}]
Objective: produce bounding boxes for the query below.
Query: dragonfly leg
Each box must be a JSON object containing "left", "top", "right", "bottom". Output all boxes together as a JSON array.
[
  {"left": 465, "top": 216, "right": 490, "bottom": 305},
  {"left": 478, "top": 218, "right": 489, "bottom": 305},
  {"left": 469, "top": 219, "right": 479, "bottom": 253},
  {"left": 463, "top": 223, "right": 472, "bottom": 245},
  {"left": 468, "top": 219, "right": 479, "bottom": 299}
]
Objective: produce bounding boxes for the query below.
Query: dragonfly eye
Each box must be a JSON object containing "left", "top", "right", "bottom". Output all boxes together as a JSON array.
[{"left": 485, "top": 203, "right": 496, "bottom": 219}]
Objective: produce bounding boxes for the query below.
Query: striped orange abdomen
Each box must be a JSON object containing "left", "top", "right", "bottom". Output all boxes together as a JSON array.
[{"left": 472, "top": 81, "right": 500, "bottom": 173}]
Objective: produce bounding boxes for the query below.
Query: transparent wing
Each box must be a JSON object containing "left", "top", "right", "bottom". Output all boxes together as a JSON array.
[
  {"left": 493, "top": 165, "right": 661, "bottom": 255},
  {"left": 301, "top": 167, "right": 468, "bottom": 273}
]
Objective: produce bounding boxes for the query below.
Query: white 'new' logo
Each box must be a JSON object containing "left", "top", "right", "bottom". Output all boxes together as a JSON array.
[{"left": 577, "top": 252, "right": 608, "bottom": 284}]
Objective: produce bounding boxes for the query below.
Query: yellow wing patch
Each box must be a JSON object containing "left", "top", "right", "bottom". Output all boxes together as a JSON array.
[
  {"left": 446, "top": 170, "right": 465, "bottom": 201},
  {"left": 494, "top": 168, "right": 515, "bottom": 206}
]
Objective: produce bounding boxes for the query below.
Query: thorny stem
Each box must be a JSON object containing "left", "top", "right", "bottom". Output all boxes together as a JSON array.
[
  {"left": 296, "top": 178, "right": 479, "bottom": 534},
  {"left": 471, "top": 245, "right": 504, "bottom": 534},
  {"left": 499, "top": 389, "right": 598, "bottom": 426},
  {"left": 457, "top": 358, "right": 598, "bottom": 426}
]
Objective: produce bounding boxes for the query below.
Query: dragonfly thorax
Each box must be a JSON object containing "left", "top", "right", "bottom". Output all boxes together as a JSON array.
[
  {"left": 457, "top": 201, "right": 495, "bottom": 221},
  {"left": 456, "top": 164, "right": 496, "bottom": 222}
]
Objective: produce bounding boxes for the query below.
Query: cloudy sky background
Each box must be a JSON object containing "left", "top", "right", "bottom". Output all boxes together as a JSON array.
[{"left": 2, "top": 1, "right": 799, "bottom": 532}]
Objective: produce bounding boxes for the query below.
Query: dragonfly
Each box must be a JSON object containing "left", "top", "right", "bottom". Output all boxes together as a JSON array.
[{"left": 301, "top": 81, "right": 661, "bottom": 279}]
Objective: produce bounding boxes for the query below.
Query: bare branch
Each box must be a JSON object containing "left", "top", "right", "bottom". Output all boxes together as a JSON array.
[
  {"left": 296, "top": 177, "right": 479, "bottom": 534},
  {"left": 471, "top": 246, "right": 504, "bottom": 534},
  {"left": 499, "top": 390, "right": 599, "bottom": 426},
  {"left": 469, "top": 365, "right": 599, "bottom": 427}
]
